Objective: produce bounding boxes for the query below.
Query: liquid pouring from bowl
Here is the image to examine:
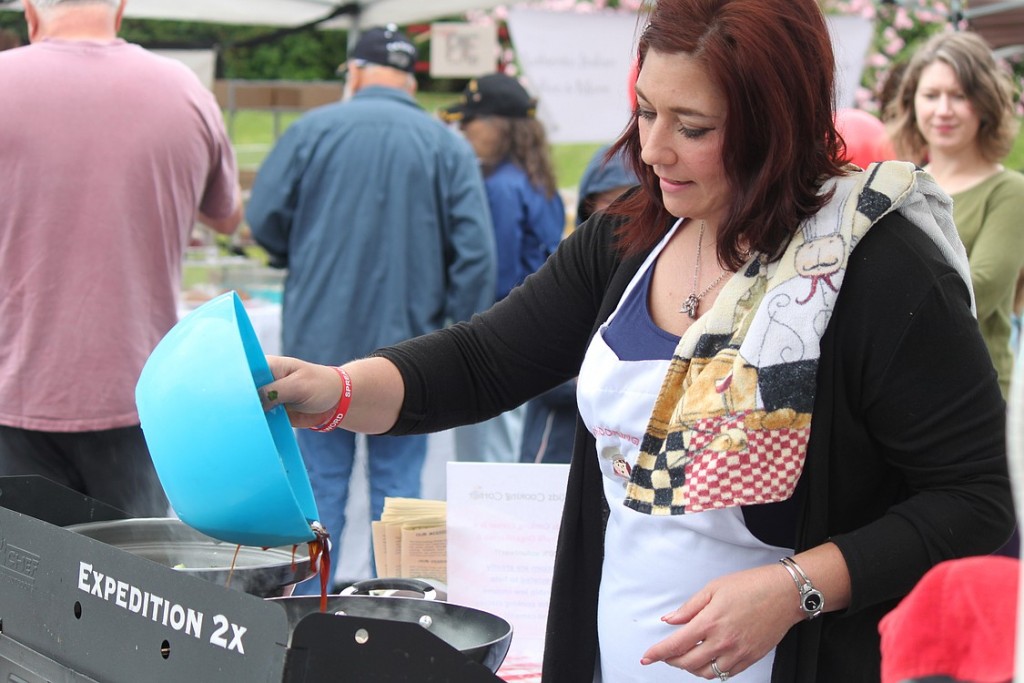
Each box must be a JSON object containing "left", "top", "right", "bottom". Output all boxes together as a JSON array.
[{"left": 306, "top": 520, "right": 332, "bottom": 612}]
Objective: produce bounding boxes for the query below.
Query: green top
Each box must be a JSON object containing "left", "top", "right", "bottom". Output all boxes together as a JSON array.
[{"left": 952, "top": 168, "right": 1024, "bottom": 397}]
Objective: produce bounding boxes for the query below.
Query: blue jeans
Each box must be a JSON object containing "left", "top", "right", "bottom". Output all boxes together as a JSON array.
[{"left": 291, "top": 429, "right": 427, "bottom": 594}]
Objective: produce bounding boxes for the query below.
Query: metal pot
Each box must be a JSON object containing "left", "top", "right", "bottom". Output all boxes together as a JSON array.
[
  {"left": 66, "top": 517, "right": 314, "bottom": 598},
  {"left": 268, "top": 579, "right": 513, "bottom": 674}
]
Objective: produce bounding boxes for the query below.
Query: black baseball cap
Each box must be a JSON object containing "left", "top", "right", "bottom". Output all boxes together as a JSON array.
[
  {"left": 439, "top": 73, "right": 537, "bottom": 123},
  {"left": 348, "top": 24, "right": 417, "bottom": 74}
]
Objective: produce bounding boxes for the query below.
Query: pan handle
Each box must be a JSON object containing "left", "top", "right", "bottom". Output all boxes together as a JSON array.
[{"left": 339, "top": 578, "right": 443, "bottom": 601}]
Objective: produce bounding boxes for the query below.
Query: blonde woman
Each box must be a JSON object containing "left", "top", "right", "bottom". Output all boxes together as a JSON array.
[{"left": 888, "top": 31, "right": 1024, "bottom": 396}]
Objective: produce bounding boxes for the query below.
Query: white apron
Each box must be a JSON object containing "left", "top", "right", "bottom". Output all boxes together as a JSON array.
[{"left": 576, "top": 225, "right": 790, "bottom": 682}]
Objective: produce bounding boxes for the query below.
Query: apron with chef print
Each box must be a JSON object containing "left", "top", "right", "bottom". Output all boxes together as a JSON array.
[{"left": 577, "top": 221, "right": 788, "bottom": 683}]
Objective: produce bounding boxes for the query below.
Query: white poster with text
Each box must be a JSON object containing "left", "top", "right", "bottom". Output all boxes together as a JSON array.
[
  {"left": 507, "top": 9, "right": 640, "bottom": 144},
  {"left": 508, "top": 10, "right": 873, "bottom": 142},
  {"left": 447, "top": 462, "right": 570, "bottom": 676},
  {"left": 430, "top": 22, "right": 499, "bottom": 78}
]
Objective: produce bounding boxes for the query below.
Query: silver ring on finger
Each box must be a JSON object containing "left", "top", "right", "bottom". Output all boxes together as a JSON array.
[{"left": 710, "top": 657, "right": 730, "bottom": 681}]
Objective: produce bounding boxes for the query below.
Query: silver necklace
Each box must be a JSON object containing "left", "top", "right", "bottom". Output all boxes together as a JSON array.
[{"left": 679, "top": 220, "right": 730, "bottom": 319}]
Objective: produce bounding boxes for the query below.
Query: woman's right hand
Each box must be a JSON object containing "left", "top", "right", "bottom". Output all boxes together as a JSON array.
[{"left": 259, "top": 356, "right": 343, "bottom": 429}]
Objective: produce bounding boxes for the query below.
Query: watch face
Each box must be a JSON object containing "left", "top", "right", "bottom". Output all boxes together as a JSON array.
[{"left": 803, "top": 590, "right": 824, "bottom": 614}]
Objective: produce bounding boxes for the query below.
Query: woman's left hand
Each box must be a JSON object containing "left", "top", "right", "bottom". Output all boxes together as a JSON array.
[
  {"left": 260, "top": 355, "right": 343, "bottom": 429},
  {"left": 640, "top": 563, "right": 802, "bottom": 679}
]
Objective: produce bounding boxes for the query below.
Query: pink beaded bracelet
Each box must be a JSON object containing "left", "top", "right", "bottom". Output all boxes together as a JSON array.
[{"left": 309, "top": 367, "right": 352, "bottom": 432}]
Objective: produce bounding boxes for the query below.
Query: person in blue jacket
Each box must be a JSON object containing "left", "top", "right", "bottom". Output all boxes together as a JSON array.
[
  {"left": 520, "top": 144, "right": 639, "bottom": 464},
  {"left": 440, "top": 73, "right": 565, "bottom": 463},
  {"left": 246, "top": 25, "right": 496, "bottom": 588}
]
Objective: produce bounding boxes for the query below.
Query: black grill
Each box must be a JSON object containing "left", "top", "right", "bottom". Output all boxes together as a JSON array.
[{"left": 0, "top": 476, "right": 502, "bottom": 682}]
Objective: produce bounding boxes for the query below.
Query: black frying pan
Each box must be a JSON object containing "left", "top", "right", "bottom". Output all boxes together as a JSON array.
[{"left": 267, "top": 579, "right": 513, "bottom": 673}]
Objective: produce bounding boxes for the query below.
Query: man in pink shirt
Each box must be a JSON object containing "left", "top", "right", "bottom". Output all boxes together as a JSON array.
[{"left": 0, "top": 0, "right": 242, "bottom": 516}]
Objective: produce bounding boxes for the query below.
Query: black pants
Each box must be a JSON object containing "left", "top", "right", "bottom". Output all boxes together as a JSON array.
[{"left": 0, "top": 424, "right": 169, "bottom": 517}]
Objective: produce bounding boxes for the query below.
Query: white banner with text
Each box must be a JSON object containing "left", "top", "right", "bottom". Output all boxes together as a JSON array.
[{"left": 447, "top": 461, "right": 570, "bottom": 674}]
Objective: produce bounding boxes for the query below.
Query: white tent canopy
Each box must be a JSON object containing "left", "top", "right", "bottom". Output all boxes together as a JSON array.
[{"left": 0, "top": 0, "right": 509, "bottom": 29}]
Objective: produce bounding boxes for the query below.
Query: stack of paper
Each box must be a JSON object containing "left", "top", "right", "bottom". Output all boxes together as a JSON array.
[{"left": 372, "top": 497, "right": 447, "bottom": 583}]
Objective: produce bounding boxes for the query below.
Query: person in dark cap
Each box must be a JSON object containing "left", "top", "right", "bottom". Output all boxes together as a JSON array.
[
  {"left": 441, "top": 72, "right": 539, "bottom": 123},
  {"left": 247, "top": 24, "right": 496, "bottom": 589},
  {"left": 342, "top": 23, "right": 418, "bottom": 96},
  {"left": 440, "top": 73, "right": 565, "bottom": 464}
]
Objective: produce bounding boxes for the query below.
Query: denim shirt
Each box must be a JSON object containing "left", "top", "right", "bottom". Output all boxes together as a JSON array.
[{"left": 246, "top": 86, "right": 497, "bottom": 364}]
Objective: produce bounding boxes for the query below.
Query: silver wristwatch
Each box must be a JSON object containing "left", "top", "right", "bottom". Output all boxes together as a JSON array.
[{"left": 779, "top": 556, "right": 824, "bottom": 619}]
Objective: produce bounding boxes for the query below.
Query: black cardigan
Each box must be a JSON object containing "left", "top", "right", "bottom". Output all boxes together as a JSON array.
[{"left": 377, "top": 210, "right": 1013, "bottom": 683}]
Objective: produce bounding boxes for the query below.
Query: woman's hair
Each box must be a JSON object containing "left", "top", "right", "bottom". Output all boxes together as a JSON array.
[
  {"left": 886, "top": 31, "right": 1020, "bottom": 165},
  {"left": 485, "top": 116, "right": 560, "bottom": 199},
  {"left": 608, "top": 0, "right": 847, "bottom": 267},
  {"left": 877, "top": 59, "right": 910, "bottom": 124}
]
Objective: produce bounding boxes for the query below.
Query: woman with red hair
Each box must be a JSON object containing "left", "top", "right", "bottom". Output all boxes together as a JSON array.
[{"left": 260, "top": 1, "right": 1012, "bottom": 680}]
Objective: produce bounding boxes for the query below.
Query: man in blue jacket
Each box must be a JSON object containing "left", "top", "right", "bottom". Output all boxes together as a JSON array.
[{"left": 247, "top": 24, "right": 496, "bottom": 588}]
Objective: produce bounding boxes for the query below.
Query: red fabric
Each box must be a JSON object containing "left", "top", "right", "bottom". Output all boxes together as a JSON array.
[{"left": 878, "top": 555, "right": 1019, "bottom": 683}]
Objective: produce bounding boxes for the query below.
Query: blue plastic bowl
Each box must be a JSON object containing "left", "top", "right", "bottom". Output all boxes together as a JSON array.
[{"left": 136, "top": 291, "right": 318, "bottom": 547}]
